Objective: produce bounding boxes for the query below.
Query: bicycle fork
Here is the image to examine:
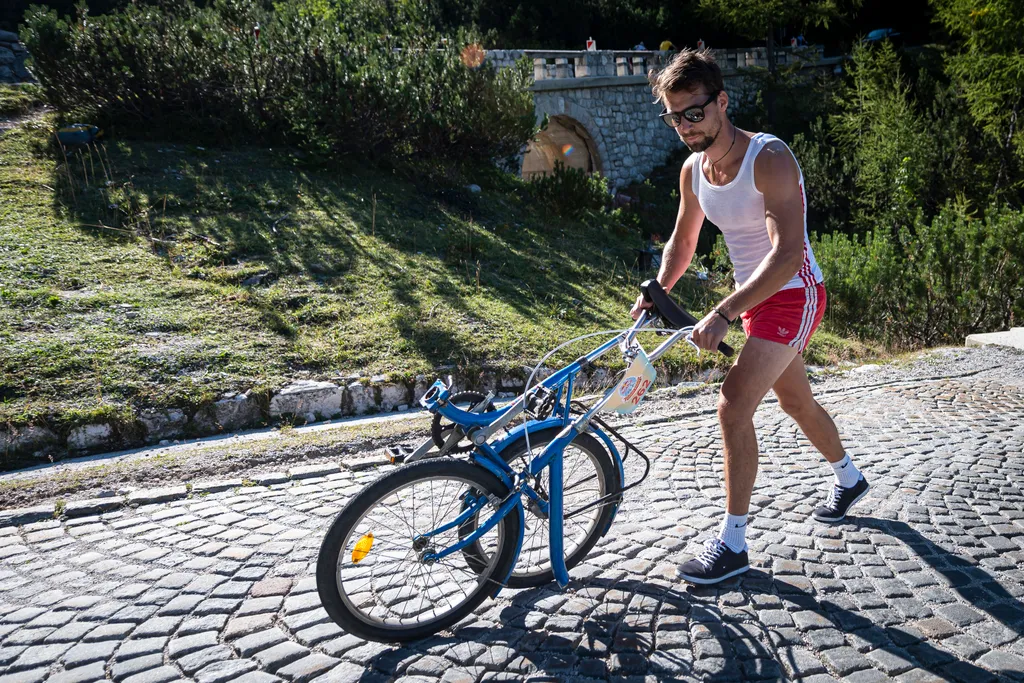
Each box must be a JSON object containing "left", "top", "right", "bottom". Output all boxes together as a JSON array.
[{"left": 544, "top": 385, "right": 621, "bottom": 588}]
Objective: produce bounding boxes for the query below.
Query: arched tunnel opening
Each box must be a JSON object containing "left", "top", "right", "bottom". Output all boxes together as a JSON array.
[{"left": 521, "top": 115, "right": 603, "bottom": 180}]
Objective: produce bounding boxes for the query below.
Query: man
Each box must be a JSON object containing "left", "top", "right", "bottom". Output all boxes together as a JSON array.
[{"left": 631, "top": 49, "right": 870, "bottom": 585}]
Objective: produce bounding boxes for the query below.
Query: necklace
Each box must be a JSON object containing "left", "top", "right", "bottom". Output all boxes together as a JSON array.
[{"left": 710, "top": 126, "right": 737, "bottom": 167}]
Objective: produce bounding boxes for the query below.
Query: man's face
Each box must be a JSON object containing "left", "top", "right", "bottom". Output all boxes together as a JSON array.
[{"left": 663, "top": 88, "right": 724, "bottom": 153}]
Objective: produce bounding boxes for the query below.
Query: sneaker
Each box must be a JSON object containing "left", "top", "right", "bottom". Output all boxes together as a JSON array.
[
  {"left": 812, "top": 476, "right": 871, "bottom": 522},
  {"left": 676, "top": 538, "right": 749, "bottom": 585}
]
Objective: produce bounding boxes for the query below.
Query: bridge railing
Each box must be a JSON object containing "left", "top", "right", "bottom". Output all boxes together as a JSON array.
[
  {"left": 485, "top": 46, "right": 829, "bottom": 82},
  {"left": 520, "top": 50, "right": 669, "bottom": 81}
]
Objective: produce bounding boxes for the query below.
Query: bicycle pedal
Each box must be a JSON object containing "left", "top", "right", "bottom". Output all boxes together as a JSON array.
[{"left": 386, "top": 444, "right": 415, "bottom": 464}]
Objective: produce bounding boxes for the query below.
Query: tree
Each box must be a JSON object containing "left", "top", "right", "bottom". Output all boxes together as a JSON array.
[
  {"left": 697, "top": 0, "right": 862, "bottom": 124},
  {"left": 932, "top": 0, "right": 1024, "bottom": 194}
]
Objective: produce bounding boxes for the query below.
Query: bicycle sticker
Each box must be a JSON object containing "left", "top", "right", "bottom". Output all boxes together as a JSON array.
[{"left": 604, "top": 346, "right": 656, "bottom": 414}]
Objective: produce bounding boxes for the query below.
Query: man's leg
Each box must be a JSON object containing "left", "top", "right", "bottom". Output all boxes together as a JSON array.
[
  {"left": 717, "top": 337, "right": 800, "bottom": 516},
  {"left": 772, "top": 355, "right": 870, "bottom": 521},
  {"left": 677, "top": 337, "right": 798, "bottom": 585},
  {"left": 771, "top": 355, "right": 844, "bottom": 463}
]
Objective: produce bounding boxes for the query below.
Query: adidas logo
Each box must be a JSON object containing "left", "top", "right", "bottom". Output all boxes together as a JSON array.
[{"left": 778, "top": 326, "right": 789, "bottom": 336}]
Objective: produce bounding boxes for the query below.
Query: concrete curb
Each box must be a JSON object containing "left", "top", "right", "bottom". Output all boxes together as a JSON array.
[{"left": 0, "top": 453, "right": 392, "bottom": 529}]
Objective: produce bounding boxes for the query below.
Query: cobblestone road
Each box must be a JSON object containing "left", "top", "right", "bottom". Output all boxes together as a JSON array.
[{"left": 2, "top": 372, "right": 1023, "bottom": 682}]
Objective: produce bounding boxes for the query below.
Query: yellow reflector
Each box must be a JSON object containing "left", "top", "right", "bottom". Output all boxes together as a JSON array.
[{"left": 351, "top": 533, "right": 374, "bottom": 563}]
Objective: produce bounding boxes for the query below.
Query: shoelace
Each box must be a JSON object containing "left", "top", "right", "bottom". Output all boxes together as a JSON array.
[
  {"left": 696, "top": 538, "right": 726, "bottom": 570},
  {"left": 825, "top": 483, "right": 844, "bottom": 511}
]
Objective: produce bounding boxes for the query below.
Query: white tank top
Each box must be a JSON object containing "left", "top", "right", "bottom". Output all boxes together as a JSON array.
[{"left": 692, "top": 132, "right": 823, "bottom": 291}]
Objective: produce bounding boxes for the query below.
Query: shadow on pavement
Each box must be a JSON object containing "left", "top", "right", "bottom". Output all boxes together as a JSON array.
[{"left": 858, "top": 517, "right": 1024, "bottom": 637}]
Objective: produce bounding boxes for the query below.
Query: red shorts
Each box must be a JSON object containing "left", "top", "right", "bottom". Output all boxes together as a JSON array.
[{"left": 741, "top": 283, "right": 826, "bottom": 353}]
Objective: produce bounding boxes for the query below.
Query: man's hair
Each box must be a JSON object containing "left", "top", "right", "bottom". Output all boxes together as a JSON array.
[{"left": 648, "top": 48, "right": 724, "bottom": 102}]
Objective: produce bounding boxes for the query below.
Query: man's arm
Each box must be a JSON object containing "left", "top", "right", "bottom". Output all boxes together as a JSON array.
[
  {"left": 715, "top": 142, "right": 806, "bottom": 321},
  {"left": 658, "top": 154, "right": 706, "bottom": 292},
  {"left": 631, "top": 154, "right": 705, "bottom": 319}
]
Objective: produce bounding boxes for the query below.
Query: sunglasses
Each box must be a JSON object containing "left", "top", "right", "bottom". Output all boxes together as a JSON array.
[{"left": 659, "top": 91, "right": 720, "bottom": 127}]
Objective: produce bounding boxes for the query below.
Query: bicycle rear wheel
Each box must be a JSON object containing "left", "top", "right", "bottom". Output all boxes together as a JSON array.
[
  {"left": 317, "top": 459, "right": 521, "bottom": 642},
  {"left": 462, "top": 427, "right": 621, "bottom": 588}
]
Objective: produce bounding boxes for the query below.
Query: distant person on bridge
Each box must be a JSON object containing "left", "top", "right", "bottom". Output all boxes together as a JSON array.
[{"left": 631, "top": 48, "right": 869, "bottom": 585}]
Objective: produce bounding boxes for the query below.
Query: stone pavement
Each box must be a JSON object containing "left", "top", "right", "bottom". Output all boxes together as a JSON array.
[{"left": 1, "top": 373, "right": 1023, "bottom": 682}]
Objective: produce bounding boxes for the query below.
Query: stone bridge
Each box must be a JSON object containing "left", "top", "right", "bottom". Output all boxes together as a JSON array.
[{"left": 487, "top": 47, "right": 842, "bottom": 189}]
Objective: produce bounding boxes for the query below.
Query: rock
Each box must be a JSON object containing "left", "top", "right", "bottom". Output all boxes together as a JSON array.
[
  {"left": 466, "top": 184, "right": 482, "bottom": 193},
  {"left": 499, "top": 375, "right": 524, "bottom": 390},
  {"left": 270, "top": 381, "right": 342, "bottom": 419},
  {"left": 127, "top": 486, "right": 188, "bottom": 506},
  {"left": 378, "top": 383, "right": 409, "bottom": 412},
  {"left": 698, "top": 368, "right": 725, "bottom": 383},
  {"left": 64, "top": 498, "right": 122, "bottom": 518},
  {"left": 0, "top": 506, "right": 53, "bottom": 527},
  {"left": 139, "top": 408, "right": 188, "bottom": 442},
  {"left": 0, "top": 425, "right": 59, "bottom": 457},
  {"left": 213, "top": 391, "right": 260, "bottom": 430},
  {"left": 346, "top": 382, "right": 374, "bottom": 415},
  {"left": 0, "top": 66, "right": 13, "bottom": 83},
  {"left": 241, "top": 272, "right": 276, "bottom": 287},
  {"left": 850, "top": 364, "right": 881, "bottom": 374},
  {"left": 0, "top": 48, "right": 13, "bottom": 66},
  {"left": 0, "top": 30, "right": 19, "bottom": 43},
  {"left": 12, "top": 59, "right": 30, "bottom": 80},
  {"left": 413, "top": 375, "right": 433, "bottom": 403},
  {"left": 67, "top": 423, "right": 114, "bottom": 451}
]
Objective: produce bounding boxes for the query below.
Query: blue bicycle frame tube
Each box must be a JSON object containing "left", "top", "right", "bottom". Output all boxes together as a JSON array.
[
  {"left": 423, "top": 491, "right": 522, "bottom": 563},
  {"left": 530, "top": 424, "right": 583, "bottom": 588},
  {"left": 413, "top": 493, "right": 488, "bottom": 542}
]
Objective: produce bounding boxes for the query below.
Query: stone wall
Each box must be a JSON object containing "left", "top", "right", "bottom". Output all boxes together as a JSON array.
[
  {"left": 531, "top": 83, "right": 680, "bottom": 188},
  {"left": 0, "top": 30, "right": 32, "bottom": 83}
]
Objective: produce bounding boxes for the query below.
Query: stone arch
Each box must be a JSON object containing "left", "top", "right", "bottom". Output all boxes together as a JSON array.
[{"left": 522, "top": 104, "right": 608, "bottom": 181}]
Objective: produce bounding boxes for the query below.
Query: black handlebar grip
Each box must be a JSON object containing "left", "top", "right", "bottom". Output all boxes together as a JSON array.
[{"left": 640, "top": 279, "right": 735, "bottom": 357}]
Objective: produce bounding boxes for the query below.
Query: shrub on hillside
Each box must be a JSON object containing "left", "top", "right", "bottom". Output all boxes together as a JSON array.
[
  {"left": 815, "top": 202, "right": 1024, "bottom": 348},
  {"left": 525, "top": 161, "right": 610, "bottom": 219},
  {"left": 20, "top": 0, "right": 535, "bottom": 164}
]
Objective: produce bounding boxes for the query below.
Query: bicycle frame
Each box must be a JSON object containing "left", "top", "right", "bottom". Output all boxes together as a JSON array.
[{"left": 417, "top": 310, "right": 691, "bottom": 591}]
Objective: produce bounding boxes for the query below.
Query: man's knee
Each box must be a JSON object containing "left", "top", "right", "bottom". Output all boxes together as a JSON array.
[
  {"left": 717, "top": 392, "right": 756, "bottom": 428},
  {"left": 776, "top": 391, "right": 817, "bottom": 419}
]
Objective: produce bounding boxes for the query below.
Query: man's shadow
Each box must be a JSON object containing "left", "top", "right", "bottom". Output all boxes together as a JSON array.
[{"left": 352, "top": 514, "right": 1024, "bottom": 681}]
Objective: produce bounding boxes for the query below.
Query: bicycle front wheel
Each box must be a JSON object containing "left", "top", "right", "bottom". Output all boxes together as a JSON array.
[{"left": 316, "top": 459, "right": 521, "bottom": 642}]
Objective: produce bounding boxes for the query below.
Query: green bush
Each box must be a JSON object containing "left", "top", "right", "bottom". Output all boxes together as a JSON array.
[
  {"left": 20, "top": 0, "right": 536, "bottom": 164},
  {"left": 815, "top": 202, "right": 1024, "bottom": 348},
  {"left": 524, "top": 161, "right": 610, "bottom": 219}
]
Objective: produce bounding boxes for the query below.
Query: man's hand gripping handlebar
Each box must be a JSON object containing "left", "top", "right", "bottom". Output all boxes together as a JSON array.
[{"left": 638, "top": 280, "right": 735, "bottom": 357}]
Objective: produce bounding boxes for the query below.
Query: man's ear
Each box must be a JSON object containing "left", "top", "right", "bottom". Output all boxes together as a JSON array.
[{"left": 718, "top": 90, "right": 729, "bottom": 112}]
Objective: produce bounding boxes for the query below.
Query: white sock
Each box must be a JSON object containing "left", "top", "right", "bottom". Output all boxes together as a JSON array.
[
  {"left": 830, "top": 453, "right": 861, "bottom": 488},
  {"left": 717, "top": 512, "right": 748, "bottom": 553}
]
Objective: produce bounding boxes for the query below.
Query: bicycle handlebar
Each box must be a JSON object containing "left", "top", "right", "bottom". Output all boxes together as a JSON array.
[{"left": 640, "top": 279, "right": 735, "bottom": 357}]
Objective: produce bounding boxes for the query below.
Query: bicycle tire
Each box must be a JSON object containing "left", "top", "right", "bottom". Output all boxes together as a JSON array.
[
  {"left": 316, "top": 459, "right": 521, "bottom": 642},
  {"left": 462, "top": 427, "right": 621, "bottom": 588}
]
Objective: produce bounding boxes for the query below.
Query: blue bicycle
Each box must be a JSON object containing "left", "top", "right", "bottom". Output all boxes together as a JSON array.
[{"left": 316, "top": 281, "right": 733, "bottom": 642}]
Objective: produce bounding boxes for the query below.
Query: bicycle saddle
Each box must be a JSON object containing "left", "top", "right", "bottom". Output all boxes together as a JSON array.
[{"left": 640, "top": 279, "right": 735, "bottom": 357}]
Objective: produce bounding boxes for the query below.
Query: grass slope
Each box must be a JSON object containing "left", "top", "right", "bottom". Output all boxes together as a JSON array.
[{"left": 0, "top": 115, "right": 870, "bottom": 440}]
